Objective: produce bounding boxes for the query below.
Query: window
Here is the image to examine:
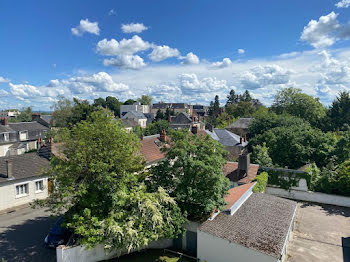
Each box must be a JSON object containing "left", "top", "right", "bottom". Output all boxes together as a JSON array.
[
  {"left": 19, "top": 131, "right": 28, "bottom": 141},
  {"left": 3, "top": 133, "right": 9, "bottom": 142},
  {"left": 16, "top": 183, "right": 29, "bottom": 197},
  {"left": 35, "top": 180, "right": 44, "bottom": 193}
]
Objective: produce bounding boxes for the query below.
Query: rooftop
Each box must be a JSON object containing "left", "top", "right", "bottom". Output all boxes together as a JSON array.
[
  {"left": 8, "top": 121, "right": 49, "bottom": 132},
  {"left": 0, "top": 152, "right": 49, "bottom": 183},
  {"left": 200, "top": 193, "right": 297, "bottom": 259},
  {"left": 122, "top": 110, "right": 147, "bottom": 120},
  {"left": 206, "top": 128, "right": 248, "bottom": 147},
  {"left": 224, "top": 182, "right": 254, "bottom": 210},
  {"left": 223, "top": 161, "right": 259, "bottom": 184},
  {"left": 140, "top": 135, "right": 165, "bottom": 164}
]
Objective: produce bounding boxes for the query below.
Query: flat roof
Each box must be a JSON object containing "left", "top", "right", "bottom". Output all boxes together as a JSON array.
[{"left": 199, "top": 193, "right": 297, "bottom": 259}]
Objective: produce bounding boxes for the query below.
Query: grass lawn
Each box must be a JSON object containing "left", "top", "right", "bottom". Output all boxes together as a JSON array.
[{"left": 110, "top": 249, "right": 195, "bottom": 262}]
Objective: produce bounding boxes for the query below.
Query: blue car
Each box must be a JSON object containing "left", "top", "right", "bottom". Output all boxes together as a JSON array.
[{"left": 44, "top": 217, "right": 71, "bottom": 248}]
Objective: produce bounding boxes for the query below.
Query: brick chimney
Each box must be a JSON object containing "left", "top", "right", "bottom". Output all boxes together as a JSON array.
[
  {"left": 240, "top": 136, "right": 243, "bottom": 144},
  {"left": 244, "top": 135, "right": 247, "bottom": 142},
  {"left": 238, "top": 153, "right": 250, "bottom": 175},
  {"left": 32, "top": 113, "right": 41, "bottom": 122},
  {"left": 6, "top": 160, "right": 13, "bottom": 178},
  {"left": 191, "top": 125, "right": 198, "bottom": 134},
  {"left": 160, "top": 130, "right": 167, "bottom": 142},
  {"left": 0, "top": 117, "right": 8, "bottom": 126}
]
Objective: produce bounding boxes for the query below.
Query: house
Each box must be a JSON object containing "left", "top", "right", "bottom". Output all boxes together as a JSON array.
[
  {"left": 120, "top": 102, "right": 150, "bottom": 117},
  {"left": 122, "top": 110, "right": 147, "bottom": 128},
  {"left": 169, "top": 112, "right": 205, "bottom": 131},
  {"left": 0, "top": 110, "right": 20, "bottom": 119},
  {"left": 0, "top": 152, "right": 50, "bottom": 211},
  {"left": 191, "top": 104, "right": 208, "bottom": 117},
  {"left": 0, "top": 117, "right": 49, "bottom": 157},
  {"left": 151, "top": 102, "right": 192, "bottom": 115},
  {"left": 140, "top": 133, "right": 167, "bottom": 166},
  {"left": 121, "top": 119, "right": 139, "bottom": 133},
  {"left": 226, "top": 117, "right": 253, "bottom": 136},
  {"left": 206, "top": 128, "right": 248, "bottom": 159},
  {"left": 31, "top": 113, "right": 52, "bottom": 128}
]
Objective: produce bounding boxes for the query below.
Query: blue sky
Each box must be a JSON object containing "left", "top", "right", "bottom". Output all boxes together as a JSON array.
[{"left": 1, "top": 0, "right": 350, "bottom": 110}]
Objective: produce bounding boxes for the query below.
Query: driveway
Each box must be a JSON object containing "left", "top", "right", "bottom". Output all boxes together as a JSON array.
[
  {"left": 287, "top": 202, "right": 350, "bottom": 262},
  {"left": 0, "top": 205, "right": 56, "bottom": 262}
]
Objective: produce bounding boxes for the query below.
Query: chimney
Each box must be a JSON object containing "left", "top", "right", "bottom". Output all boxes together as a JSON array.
[
  {"left": 240, "top": 136, "right": 243, "bottom": 144},
  {"left": 6, "top": 160, "right": 13, "bottom": 178},
  {"left": 38, "top": 137, "right": 43, "bottom": 148},
  {"left": 0, "top": 117, "right": 8, "bottom": 126},
  {"left": 238, "top": 153, "right": 250, "bottom": 175},
  {"left": 192, "top": 114, "right": 195, "bottom": 123},
  {"left": 191, "top": 125, "right": 198, "bottom": 134},
  {"left": 160, "top": 130, "right": 167, "bottom": 142},
  {"left": 32, "top": 113, "right": 41, "bottom": 122},
  {"left": 198, "top": 114, "right": 200, "bottom": 122},
  {"left": 244, "top": 135, "right": 247, "bottom": 142},
  {"left": 140, "top": 134, "right": 144, "bottom": 141}
]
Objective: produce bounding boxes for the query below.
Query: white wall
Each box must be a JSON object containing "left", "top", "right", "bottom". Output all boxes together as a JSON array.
[
  {"left": 0, "top": 176, "right": 48, "bottom": 211},
  {"left": 266, "top": 186, "right": 350, "bottom": 208},
  {"left": 57, "top": 238, "right": 173, "bottom": 262},
  {"left": 0, "top": 144, "right": 11, "bottom": 157},
  {"left": 197, "top": 230, "right": 278, "bottom": 262}
]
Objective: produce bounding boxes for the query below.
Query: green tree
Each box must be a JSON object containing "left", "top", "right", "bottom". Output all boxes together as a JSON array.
[
  {"left": 66, "top": 98, "right": 97, "bottom": 128},
  {"left": 327, "top": 91, "right": 350, "bottom": 131},
  {"left": 216, "top": 112, "right": 230, "bottom": 128},
  {"left": 271, "top": 87, "right": 326, "bottom": 127},
  {"left": 143, "top": 120, "right": 169, "bottom": 136},
  {"left": 148, "top": 130, "right": 230, "bottom": 220},
  {"left": 333, "top": 131, "right": 350, "bottom": 164},
  {"left": 226, "top": 101, "right": 256, "bottom": 118},
  {"left": 9, "top": 107, "right": 33, "bottom": 122},
  {"left": 105, "top": 96, "right": 121, "bottom": 117},
  {"left": 251, "top": 143, "right": 273, "bottom": 167},
  {"left": 239, "top": 90, "right": 253, "bottom": 102},
  {"left": 155, "top": 109, "right": 164, "bottom": 121},
  {"left": 225, "top": 89, "right": 239, "bottom": 107},
  {"left": 51, "top": 96, "right": 73, "bottom": 127},
  {"left": 124, "top": 99, "right": 136, "bottom": 105},
  {"left": 93, "top": 97, "right": 107, "bottom": 108},
  {"left": 38, "top": 111, "right": 185, "bottom": 250},
  {"left": 137, "top": 95, "right": 152, "bottom": 105}
]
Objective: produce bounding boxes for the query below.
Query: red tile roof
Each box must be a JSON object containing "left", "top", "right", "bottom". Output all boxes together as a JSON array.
[
  {"left": 224, "top": 183, "right": 254, "bottom": 210},
  {"left": 223, "top": 162, "right": 259, "bottom": 184},
  {"left": 140, "top": 136, "right": 165, "bottom": 164}
]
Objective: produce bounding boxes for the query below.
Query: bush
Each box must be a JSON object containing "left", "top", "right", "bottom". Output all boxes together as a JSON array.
[{"left": 252, "top": 172, "right": 268, "bottom": 193}]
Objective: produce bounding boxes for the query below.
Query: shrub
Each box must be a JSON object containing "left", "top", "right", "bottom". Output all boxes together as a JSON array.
[{"left": 252, "top": 172, "right": 268, "bottom": 193}]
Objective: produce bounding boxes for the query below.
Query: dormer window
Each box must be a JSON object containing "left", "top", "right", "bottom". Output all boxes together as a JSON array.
[{"left": 19, "top": 131, "right": 28, "bottom": 141}]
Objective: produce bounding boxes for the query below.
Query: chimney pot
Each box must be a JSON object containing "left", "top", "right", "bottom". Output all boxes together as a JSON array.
[
  {"left": 6, "top": 160, "right": 13, "bottom": 178},
  {"left": 0, "top": 117, "right": 8, "bottom": 126},
  {"left": 238, "top": 153, "right": 250, "bottom": 174},
  {"left": 160, "top": 130, "right": 167, "bottom": 142},
  {"left": 191, "top": 125, "right": 198, "bottom": 134},
  {"left": 244, "top": 135, "right": 247, "bottom": 142}
]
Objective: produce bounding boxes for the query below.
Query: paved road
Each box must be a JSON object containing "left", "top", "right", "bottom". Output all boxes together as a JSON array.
[
  {"left": 0, "top": 205, "right": 57, "bottom": 262},
  {"left": 287, "top": 202, "right": 350, "bottom": 262}
]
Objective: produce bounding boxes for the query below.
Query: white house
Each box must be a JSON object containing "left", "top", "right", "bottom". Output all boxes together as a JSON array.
[
  {"left": 122, "top": 111, "right": 147, "bottom": 128},
  {"left": 120, "top": 102, "right": 150, "bottom": 117},
  {"left": 0, "top": 152, "right": 50, "bottom": 211}
]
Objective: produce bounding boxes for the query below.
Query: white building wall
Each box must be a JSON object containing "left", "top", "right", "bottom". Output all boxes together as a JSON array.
[
  {"left": 0, "top": 144, "right": 11, "bottom": 157},
  {"left": 197, "top": 230, "right": 278, "bottom": 262},
  {"left": 57, "top": 238, "right": 173, "bottom": 262},
  {"left": 0, "top": 176, "right": 48, "bottom": 211}
]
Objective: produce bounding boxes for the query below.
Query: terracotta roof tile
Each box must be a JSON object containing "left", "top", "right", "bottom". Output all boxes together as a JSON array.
[
  {"left": 223, "top": 162, "right": 259, "bottom": 184},
  {"left": 224, "top": 183, "right": 254, "bottom": 210},
  {"left": 140, "top": 135, "right": 165, "bottom": 164}
]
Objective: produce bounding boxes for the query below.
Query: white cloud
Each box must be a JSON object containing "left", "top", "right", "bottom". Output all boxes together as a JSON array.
[
  {"left": 237, "top": 49, "right": 245, "bottom": 54},
  {"left": 0, "top": 89, "right": 9, "bottom": 96},
  {"left": 121, "top": 23, "right": 148, "bottom": 33},
  {"left": 96, "top": 36, "right": 152, "bottom": 56},
  {"left": 336, "top": 0, "right": 350, "bottom": 8},
  {"left": 149, "top": 45, "right": 180, "bottom": 62},
  {"left": 108, "top": 9, "right": 116, "bottom": 16},
  {"left": 71, "top": 19, "right": 100, "bottom": 36},
  {"left": 300, "top": 12, "right": 340, "bottom": 48},
  {"left": 103, "top": 55, "right": 146, "bottom": 70},
  {"left": 181, "top": 52, "right": 200, "bottom": 65},
  {"left": 9, "top": 83, "right": 42, "bottom": 97},
  {"left": 179, "top": 73, "right": 228, "bottom": 95},
  {"left": 212, "top": 58, "right": 232, "bottom": 68},
  {"left": 61, "top": 72, "right": 129, "bottom": 94},
  {"left": 0, "top": 76, "right": 10, "bottom": 83}
]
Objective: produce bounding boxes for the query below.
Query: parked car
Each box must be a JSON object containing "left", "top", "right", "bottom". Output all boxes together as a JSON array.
[{"left": 44, "top": 217, "right": 71, "bottom": 248}]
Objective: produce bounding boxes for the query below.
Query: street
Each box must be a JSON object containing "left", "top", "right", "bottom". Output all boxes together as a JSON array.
[{"left": 0, "top": 205, "right": 57, "bottom": 262}]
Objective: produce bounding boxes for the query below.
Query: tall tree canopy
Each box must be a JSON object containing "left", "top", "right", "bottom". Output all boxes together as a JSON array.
[
  {"left": 9, "top": 107, "right": 33, "bottom": 122},
  {"left": 271, "top": 87, "right": 326, "bottom": 127},
  {"left": 40, "top": 111, "right": 185, "bottom": 250},
  {"left": 137, "top": 95, "right": 153, "bottom": 105},
  {"left": 327, "top": 91, "right": 350, "bottom": 131},
  {"left": 148, "top": 130, "right": 229, "bottom": 220}
]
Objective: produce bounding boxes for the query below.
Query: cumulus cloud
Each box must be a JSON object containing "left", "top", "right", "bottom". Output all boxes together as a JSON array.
[
  {"left": 121, "top": 23, "right": 148, "bottom": 33},
  {"left": 239, "top": 65, "right": 293, "bottom": 90},
  {"left": 0, "top": 89, "right": 9, "bottom": 96},
  {"left": 103, "top": 55, "right": 146, "bottom": 70},
  {"left": 97, "top": 36, "right": 152, "bottom": 56},
  {"left": 237, "top": 49, "right": 245, "bottom": 54},
  {"left": 9, "top": 83, "right": 42, "bottom": 97},
  {"left": 0, "top": 76, "right": 10, "bottom": 83},
  {"left": 336, "top": 0, "right": 350, "bottom": 8},
  {"left": 181, "top": 52, "right": 200, "bottom": 65},
  {"left": 179, "top": 73, "right": 228, "bottom": 95},
  {"left": 149, "top": 45, "right": 180, "bottom": 62},
  {"left": 212, "top": 58, "right": 232, "bottom": 68},
  {"left": 300, "top": 12, "right": 340, "bottom": 48},
  {"left": 71, "top": 19, "right": 100, "bottom": 36}
]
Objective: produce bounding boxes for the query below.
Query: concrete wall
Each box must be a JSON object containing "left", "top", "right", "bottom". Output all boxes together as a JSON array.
[
  {"left": 0, "top": 176, "right": 48, "bottom": 211},
  {"left": 266, "top": 186, "right": 350, "bottom": 208},
  {"left": 197, "top": 230, "right": 278, "bottom": 262},
  {"left": 57, "top": 238, "right": 173, "bottom": 262}
]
